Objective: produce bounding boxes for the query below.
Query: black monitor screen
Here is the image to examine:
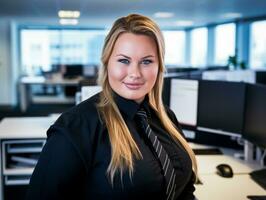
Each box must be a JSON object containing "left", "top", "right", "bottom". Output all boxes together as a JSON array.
[
  {"left": 162, "top": 77, "right": 171, "bottom": 106},
  {"left": 243, "top": 84, "right": 266, "bottom": 148},
  {"left": 63, "top": 64, "right": 83, "bottom": 78},
  {"left": 197, "top": 80, "right": 246, "bottom": 135}
]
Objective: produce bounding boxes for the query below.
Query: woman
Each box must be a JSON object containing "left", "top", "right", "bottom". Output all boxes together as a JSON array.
[{"left": 27, "top": 14, "right": 197, "bottom": 200}]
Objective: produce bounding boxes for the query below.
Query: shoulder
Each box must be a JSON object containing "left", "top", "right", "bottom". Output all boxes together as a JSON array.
[
  {"left": 49, "top": 92, "right": 103, "bottom": 140},
  {"left": 54, "top": 92, "right": 101, "bottom": 128},
  {"left": 46, "top": 92, "right": 103, "bottom": 171}
]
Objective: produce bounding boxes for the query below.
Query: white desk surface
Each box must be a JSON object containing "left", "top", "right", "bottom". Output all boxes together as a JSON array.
[
  {"left": 195, "top": 174, "right": 266, "bottom": 200},
  {"left": 0, "top": 117, "right": 55, "bottom": 139},
  {"left": 196, "top": 155, "right": 262, "bottom": 174},
  {"left": 20, "top": 76, "right": 83, "bottom": 85},
  {"left": 189, "top": 142, "right": 262, "bottom": 174}
]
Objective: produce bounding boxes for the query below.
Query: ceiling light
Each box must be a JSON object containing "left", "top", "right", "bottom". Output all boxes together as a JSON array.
[
  {"left": 58, "top": 10, "right": 80, "bottom": 18},
  {"left": 59, "top": 18, "right": 79, "bottom": 25},
  {"left": 174, "top": 20, "right": 194, "bottom": 27},
  {"left": 221, "top": 12, "right": 242, "bottom": 19},
  {"left": 153, "top": 12, "right": 174, "bottom": 18}
]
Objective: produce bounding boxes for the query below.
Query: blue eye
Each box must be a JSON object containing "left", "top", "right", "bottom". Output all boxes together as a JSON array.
[
  {"left": 141, "top": 59, "right": 153, "bottom": 65},
  {"left": 118, "top": 59, "right": 130, "bottom": 64}
]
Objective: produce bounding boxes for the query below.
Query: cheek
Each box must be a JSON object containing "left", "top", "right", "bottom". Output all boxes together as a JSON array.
[
  {"left": 145, "top": 67, "right": 159, "bottom": 85},
  {"left": 107, "top": 62, "right": 127, "bottom": 82}
]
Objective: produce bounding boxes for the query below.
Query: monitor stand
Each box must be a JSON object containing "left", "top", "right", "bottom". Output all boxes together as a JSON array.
[
  {"left": 244, "top": 140, "right": 265, "bottom": 164},
  {"left": 244, "top": 140, "right": 254, "bottom": 162}
]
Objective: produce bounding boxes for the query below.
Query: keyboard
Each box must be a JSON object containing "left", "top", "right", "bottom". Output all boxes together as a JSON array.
[
  {"left": 250, "top": 168, "right": 266, "bottom": 190},
  {"left": 247, "top": 195, "right": 266, "bottom": 200},
  {"left": 193, "top": 148, "right": 223, "bottom": 155}
]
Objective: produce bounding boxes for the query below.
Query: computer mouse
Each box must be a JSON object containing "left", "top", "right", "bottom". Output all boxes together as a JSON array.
[{"left": 216, "top": 164, "right": 234, "bottom": 178}]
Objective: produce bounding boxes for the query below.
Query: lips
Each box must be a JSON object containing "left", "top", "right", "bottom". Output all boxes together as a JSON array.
[{"left": 123, "top": 82, "right": 144, "bottom": 90}]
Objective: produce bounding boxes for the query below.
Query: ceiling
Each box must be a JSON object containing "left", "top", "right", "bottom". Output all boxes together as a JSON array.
[{"left": 0, "top": 0, "right": 266, "bottom": 28}]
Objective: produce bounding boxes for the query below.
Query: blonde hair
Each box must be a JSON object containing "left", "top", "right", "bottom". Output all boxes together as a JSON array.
[{"left": 97, "top": 14, "right": 197, "bottom": 185}]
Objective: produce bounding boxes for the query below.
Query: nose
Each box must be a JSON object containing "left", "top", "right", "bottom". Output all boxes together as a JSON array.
[{"left": 128, "top": 62, "right": 141, "bottom": 78}]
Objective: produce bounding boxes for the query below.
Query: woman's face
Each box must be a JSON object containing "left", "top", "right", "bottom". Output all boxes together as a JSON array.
[{"left": 107, "top": 32, "right": 159, "bottom": 104}]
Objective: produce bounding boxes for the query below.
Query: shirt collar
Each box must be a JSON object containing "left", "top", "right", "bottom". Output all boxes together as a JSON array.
[{"left": 113, "top": 92, "right": 149, "bottom": 120}]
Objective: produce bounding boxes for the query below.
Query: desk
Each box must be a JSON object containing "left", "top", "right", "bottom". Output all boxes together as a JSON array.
[
  {"left": 189, "top": 142, "right": 262, "bottom": 174},
  {"left": 190, "top": 142, "right": 265, "bottom": 199},
  {"left": 195, "top": 174, "right": 266, "bottom": 200},
  {"left": 0, "top": 117, "right": 53, "bottom": 139},
  {"left": 0, "top": 117, "right": 54, "bottom": 200},
  {"left": 19, "top": 76, "right": 83, "bottom": 112},
  {"left": 0, "top": 117, "right": 265, "bottom": 200},
  {"left": 196, "top": 155, "right": 262, "bottom": 175}
]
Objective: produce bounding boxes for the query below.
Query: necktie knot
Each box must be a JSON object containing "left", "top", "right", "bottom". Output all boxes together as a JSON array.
[{"left": 136, "top": 109, "right": 148, "bottom": 121}]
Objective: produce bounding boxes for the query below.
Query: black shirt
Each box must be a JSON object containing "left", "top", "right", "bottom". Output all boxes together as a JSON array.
[{"left": 27, "top": 93, "right": 195, "bottom": 200}]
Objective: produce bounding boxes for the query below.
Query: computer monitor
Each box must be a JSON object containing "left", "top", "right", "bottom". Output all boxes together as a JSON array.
[
  {"left": 256, "top": 70, "right": 266, "bottom": 85},
  {"left": 63, "top": 64, "right": 83, "bottom": 78},
  {"left": 243, "top": 83, "right": 266, "bottom": 148},
  {"left": 162, "top": 74, "right": 189, "bottom": 106},
  {"left": 83, "top": 65, "right": 98, "bottom": 77},
  {"left": 170, "top": 79, "right": 199, "bottom": 126},
  {"left": 162, "top": 77, "right": 171, "bottom": 106},
  {"left": 197, "top": 80, "right": 246, "bottom": 136}
]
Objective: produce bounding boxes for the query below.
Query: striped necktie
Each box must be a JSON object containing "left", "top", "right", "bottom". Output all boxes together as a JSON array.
[{"left": 136, "top": 109, "right": 177, "bottom": 200}]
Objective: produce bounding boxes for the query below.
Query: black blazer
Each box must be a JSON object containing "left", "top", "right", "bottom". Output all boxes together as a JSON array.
[{"left": 27, "top": 93, "right": 195, "bottom": 200}]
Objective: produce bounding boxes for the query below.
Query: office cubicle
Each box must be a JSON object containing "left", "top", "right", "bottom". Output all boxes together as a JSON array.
[
  {"left": 242, "top": 83, "right": 266, "bottom": 190},
  {"left": 169, "top": 77, "right": 266, "bottom": 164}
]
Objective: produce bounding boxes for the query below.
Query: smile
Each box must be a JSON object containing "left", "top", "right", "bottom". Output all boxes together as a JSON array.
[{"left": 123, "top": 82, "right": 144, "bottom": 90}]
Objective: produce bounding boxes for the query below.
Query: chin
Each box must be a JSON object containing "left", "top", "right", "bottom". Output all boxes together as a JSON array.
[{"left": 121, "top": 93, "right": 146, "bottom": 102}]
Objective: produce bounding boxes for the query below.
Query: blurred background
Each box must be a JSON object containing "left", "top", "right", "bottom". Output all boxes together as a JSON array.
[{"left": 0, "top": 0, "right": 266, "bottom": 116}]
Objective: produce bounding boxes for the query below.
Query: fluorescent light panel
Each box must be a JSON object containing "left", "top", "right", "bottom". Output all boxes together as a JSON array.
[
  {"left": 59, "top": 18, "right": 79, "bottom": 25},
  {"left": 58, "top": 10, "right": 80, "bottom": 18},
  {"left": 221, "top": 12, "right": 242, "bottom": 19},
  {"left": 174, "top": 20, "right": 194, "bottom": 27},
  {"left": 153, "top": 12, "right": 174, "bottom": 18}
]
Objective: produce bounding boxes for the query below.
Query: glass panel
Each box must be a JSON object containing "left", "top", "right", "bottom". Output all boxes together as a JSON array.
[
  {"left": 190, "top": 27, "right": 208, "bottom": 67},
  {"left": 20, "top": 29, "right": 107, "bottom": 76},
  {"left": 250, "top": 20, "right": 266, "bottom": 68},
  {"left": 214, "top": 23, "right": 236, "bottom": 66},
  {"left": 163, "top": 31, "right": 186, "bottom": 66}
]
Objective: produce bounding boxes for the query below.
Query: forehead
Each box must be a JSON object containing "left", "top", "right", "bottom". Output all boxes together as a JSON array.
[{"left": 112, "top": 32, "right": 158, "bottom": 57}]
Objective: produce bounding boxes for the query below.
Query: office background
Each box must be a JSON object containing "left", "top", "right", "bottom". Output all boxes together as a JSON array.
[
  {"left": 0, "top": 0, "right": 266, "bottom": 107},
  {"left": 0, "top": 0, "right": 266, "bottom": 200}
]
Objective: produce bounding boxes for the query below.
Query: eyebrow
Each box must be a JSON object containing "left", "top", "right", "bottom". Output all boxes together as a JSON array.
[
  {"left": 116, "top": 54, "right": 155, "bottom": 59},
  {"left": 116, "top": 54, "right": 131, "bottom": 59}
]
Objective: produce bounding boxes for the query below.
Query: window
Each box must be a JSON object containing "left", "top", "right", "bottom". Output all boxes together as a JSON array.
[
  {"left": 250, "top": 20, "right": 266, "bottom": 68},
  {"left": 163, "top": 31, "right": 186, "bottom": 66},
  {"left": 214, "top": 23, "right": 236, "bottom": 65},
  {"left": 190, "top": 27, "right": 208, "bottom": 67},
  {"left": 20, "top": 29, "right": 107, "bottom": 75}
]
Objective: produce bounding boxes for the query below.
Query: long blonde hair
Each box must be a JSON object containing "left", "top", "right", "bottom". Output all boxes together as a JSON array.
[{"left": 97, "top": 14, "right": 197, "bottom": 185}]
